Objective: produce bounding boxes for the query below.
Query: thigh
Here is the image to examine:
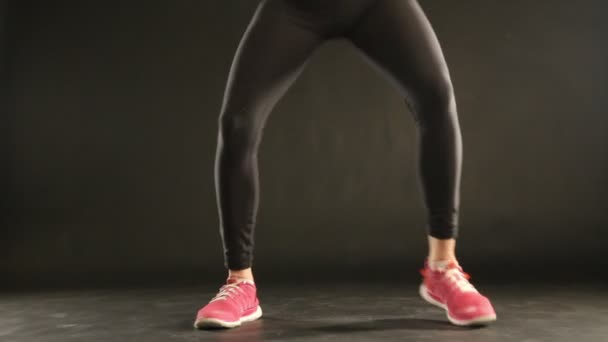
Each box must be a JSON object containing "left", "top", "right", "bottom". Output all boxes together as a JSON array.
[
  {"left": 220, "top": 0, "right": 325, "bottom": 122},
  {"left": 345, "top": 0, "right": 453, "bottom": 109}
]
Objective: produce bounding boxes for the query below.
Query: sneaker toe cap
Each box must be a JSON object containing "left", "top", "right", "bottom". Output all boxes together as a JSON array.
[
  {"left": 448, "top": 292, "right": 496, "bottom": 318},
  {"left": 197, "top": 302, "right": 240, "bottom": 322}
]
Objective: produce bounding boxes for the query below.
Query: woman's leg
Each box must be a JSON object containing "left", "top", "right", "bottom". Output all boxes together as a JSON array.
[
  {"left": 345, "top": 0, "right": 462, "bottom": 260},
  {"left": 215, "top": 0, "right": 325, "bottom": 276},
  {"left": 345, "top": 1, "right": 497, "bottom": 326}
]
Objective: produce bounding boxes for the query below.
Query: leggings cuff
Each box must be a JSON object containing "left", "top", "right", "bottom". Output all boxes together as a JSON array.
[
  {"left": 428, "top": 225, "right": 458, "bottom": 239},
  {"left": 225, "top": 254, "right": 253, "bottom": 270}
]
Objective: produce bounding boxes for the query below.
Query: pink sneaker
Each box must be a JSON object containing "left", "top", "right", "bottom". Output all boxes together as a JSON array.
[
  {"left": 419, "top": 259, "right": 497, "bottom": 326},
  {"left": 194, "top": 278, "right": 262, "bottom": 329}
]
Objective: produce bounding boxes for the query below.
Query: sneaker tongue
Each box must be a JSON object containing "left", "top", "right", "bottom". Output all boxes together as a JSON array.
[
  {"left": 226, "top": 277, "right": 254, "bottom": 285},
  {"left": 226, "top": 278, "right": 240, "bottom": 285}
]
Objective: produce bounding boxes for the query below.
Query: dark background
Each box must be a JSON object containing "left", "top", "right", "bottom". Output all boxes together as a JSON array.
[{"left": 2, "top": 0, "right": 607, "bottom": 289}]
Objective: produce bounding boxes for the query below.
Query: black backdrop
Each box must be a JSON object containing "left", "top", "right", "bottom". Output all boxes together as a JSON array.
[{"left": 2, "top": 0, "right": 607, "bottom": 288}]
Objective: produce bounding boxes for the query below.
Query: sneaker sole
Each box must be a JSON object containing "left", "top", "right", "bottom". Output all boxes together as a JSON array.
[
  {"left": 419, "top": 284, "right": 497, "bottom": 326},
  {"left": 194, "top": 305, "right": 263, "bottom": 329}
]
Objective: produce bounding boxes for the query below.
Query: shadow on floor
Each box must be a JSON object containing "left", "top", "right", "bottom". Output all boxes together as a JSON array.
[
  {"left": 308, "top": 317, "right": 474, "bottom": 332},
  {"left": 197, "top": 316, "right": 476, "bottom": 341}
]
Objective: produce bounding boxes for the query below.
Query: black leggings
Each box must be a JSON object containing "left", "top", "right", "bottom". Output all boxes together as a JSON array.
[{"left": 215, "top": 0, "right": 462, "bottom": 270}]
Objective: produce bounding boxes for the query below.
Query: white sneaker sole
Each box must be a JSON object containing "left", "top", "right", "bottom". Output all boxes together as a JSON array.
[
  {"left": 419, "top": 284, "right": 497, "bottom": 326},
  {"left": 194, "top": 305, "right": 263, "bottom": 329}
]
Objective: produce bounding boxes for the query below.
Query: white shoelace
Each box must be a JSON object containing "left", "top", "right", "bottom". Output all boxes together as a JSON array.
[
  {"left": 444, "top": 267, "right": 477, "bottom": 293},
  {"left": 209, "top": 283, "right": 246, "bottom": 303}
]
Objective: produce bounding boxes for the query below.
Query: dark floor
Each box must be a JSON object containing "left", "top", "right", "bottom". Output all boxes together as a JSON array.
[{"left": 1, "top": 282, "right": 607, "bottom": 342}]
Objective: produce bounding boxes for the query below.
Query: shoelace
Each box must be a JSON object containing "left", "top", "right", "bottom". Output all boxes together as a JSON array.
[
  {"left": 444, "top": 267, "right": 477, "bottom": 292},
  {"left": 209, "top": 283, "right": 246, "bottom": 303},
  {"left": 420, "top": 265, "right": 477, "bottom": 293}
]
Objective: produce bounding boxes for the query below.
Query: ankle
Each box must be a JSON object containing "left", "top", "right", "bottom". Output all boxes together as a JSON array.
[
  {"left": 427, "top": 257, "right": 459, "bottom": 271},
  {"left": 428, "top": 256, "right": 457, "bottom": 263},
  {"left": 228, "top": 268, "right": 255, "bottom": 282},
  {"left": 427, "top": 236, "right": 457, "bottom": 264}
]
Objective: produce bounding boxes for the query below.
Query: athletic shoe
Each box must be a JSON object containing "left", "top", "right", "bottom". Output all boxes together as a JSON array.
[
  {"left": 419, "top": 259, "right": 497, "bottom": 326},
  {"left": 194, "top": 278, "right": 262, "bottom": 329}
]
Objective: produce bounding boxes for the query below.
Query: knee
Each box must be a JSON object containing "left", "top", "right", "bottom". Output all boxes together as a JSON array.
[
  {"left": 218, "top": 111, "right": 259, "bottom": 146},
  {"left": 409, "top": 77, "right": 457, "bottom": 126}
]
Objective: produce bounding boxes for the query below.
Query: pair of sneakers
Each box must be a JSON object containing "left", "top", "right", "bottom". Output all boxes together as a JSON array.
[{"left": 194, "top": 259, "right": 496, "bottom": 329}]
